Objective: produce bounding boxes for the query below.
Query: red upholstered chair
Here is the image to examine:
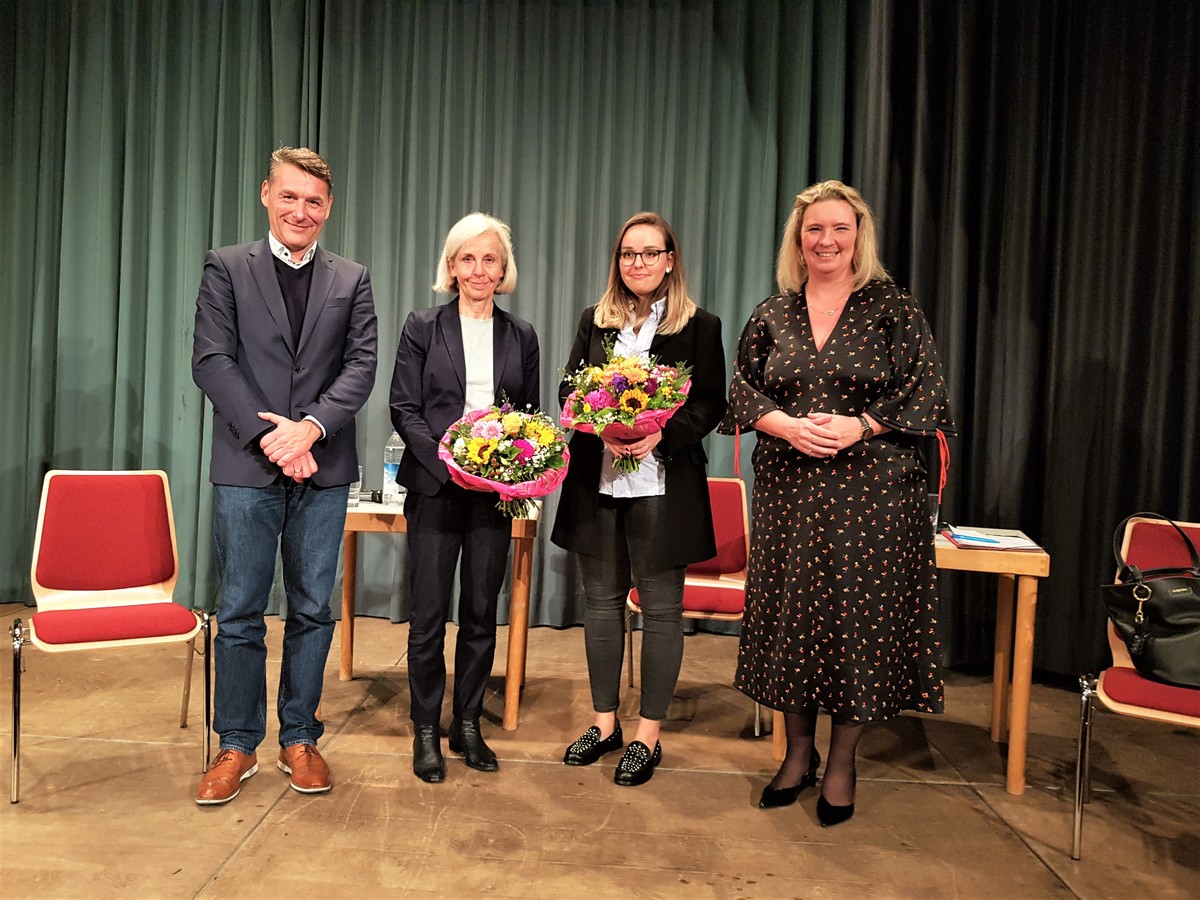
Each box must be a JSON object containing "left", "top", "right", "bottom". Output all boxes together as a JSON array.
[
  {"left": 626, "top": 477, "right": 762, "bottom": 733},
  {"left": 1072, "top": 516, "right": 1200, "bottom": 858},
  {"left": 9, "top": 470, "right": 211, "bottom": 803}
]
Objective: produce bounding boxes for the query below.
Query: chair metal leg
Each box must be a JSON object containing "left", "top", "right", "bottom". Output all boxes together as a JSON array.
[
  {"left": 1072, "top": 674, "right": 1097, "bottom": 860},
  {"left": 180, "top": 632, "right": 196, "bottom": 728},
  {"left": 201, "top": 613, "right": 212, "bottom": 772},
  {"left": 754, "top": 701, "right": 762, "bottom": 738},
  {"left": 10, "top": 618, "right": 25, "bottom": 804},
  {"left": 626, "top": 608, "right": 636, "bottom": 688}
]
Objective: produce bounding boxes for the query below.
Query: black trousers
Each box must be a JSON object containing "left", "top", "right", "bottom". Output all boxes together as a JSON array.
[
  {"left": 405, "top": 482, "right": 511, "bottom": 726},
  {"left": 578, "top": 494, "right": 686, "bottom": 721}
]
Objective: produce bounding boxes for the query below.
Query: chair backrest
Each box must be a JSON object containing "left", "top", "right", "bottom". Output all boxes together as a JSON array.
[
  {"left": 31, "top": 470, "right": 179, "bottom": 611},
  {"left": 687, "top": 477, "right": 749, "bottom": 577},
  {"left": 1107, "top": 516, "right": 1200, "bottom": 666}
]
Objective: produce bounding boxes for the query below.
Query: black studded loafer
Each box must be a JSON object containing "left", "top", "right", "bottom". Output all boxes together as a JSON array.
[
  {"left": 448, "top": 717, "right": 499, "bottom": 772},
  {"left": 563, "top": 722, "right": 624, "bottom": 767},
  {"left": 613, "top": 739, "right": 661, "bottom": 786}
]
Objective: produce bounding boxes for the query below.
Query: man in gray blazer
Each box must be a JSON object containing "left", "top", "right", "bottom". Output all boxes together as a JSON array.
[{"left": 191, "top": 147, "right": 377, "bottom": 805}]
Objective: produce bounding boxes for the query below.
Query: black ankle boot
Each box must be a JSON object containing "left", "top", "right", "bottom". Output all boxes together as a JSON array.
[
  {"left": 449, "top": 717, "right": 499, "bottom": 772},
  {"left": 412, "top": 724, "right": 445, "bottom": 783},
  {"left": 758, "top": 747, "right": 821, "bottom": 809}
]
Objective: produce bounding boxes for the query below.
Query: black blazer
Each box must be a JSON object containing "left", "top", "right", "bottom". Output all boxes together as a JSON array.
[
  {"left": 192, "top": 240, "right": 378, "bottom": 487},
  {"left": 389, "top": 297, "right": 541, "bottom": 496},
  {"left": 550, "top": 305, "right": 727, "bottom": 568}
]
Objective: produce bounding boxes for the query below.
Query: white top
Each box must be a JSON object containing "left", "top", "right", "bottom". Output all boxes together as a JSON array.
[
  {"left": 600, "top": 298, "right": 666, "bottom": 498},
  {"left": 460, "top": 315, "right": 495, "bottom": 415},
  {"left": 267, "top": 232, "right": 317, "bottom": 269}
]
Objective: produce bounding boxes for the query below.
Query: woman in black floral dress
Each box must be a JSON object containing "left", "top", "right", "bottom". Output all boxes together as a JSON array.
[{"left": 723, "top": 181, "right": 954, "bottom": 825}]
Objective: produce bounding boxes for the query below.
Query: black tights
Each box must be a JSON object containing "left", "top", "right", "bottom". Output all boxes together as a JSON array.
[{"left": 769, "top": 708, "right": 863, "bottom": 806}]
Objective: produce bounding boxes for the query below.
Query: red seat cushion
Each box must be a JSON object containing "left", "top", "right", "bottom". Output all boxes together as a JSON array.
[
  {"left": 31, "top": 603, "right": 200, "bottom": 646},
  {"left": 1101, "top": 666, "right": 1200, "bottom": 718},
  {"left": 630, "top": 583, "right": 745, "bottom": 616}
]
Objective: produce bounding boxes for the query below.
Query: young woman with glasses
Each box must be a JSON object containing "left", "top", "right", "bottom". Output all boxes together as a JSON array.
[{"left": 551, "top": 212, "right": 726, "bottom": 786}]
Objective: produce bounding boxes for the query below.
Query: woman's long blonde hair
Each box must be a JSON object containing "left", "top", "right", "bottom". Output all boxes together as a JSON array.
[
  {"left": 775, "top": 180, "right": 889, "bottom": 293},
  {"left": 593, "top": 212, "right": 697, "bottom": 335}
]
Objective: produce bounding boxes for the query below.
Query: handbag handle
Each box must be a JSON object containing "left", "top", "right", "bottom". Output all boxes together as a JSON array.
[{"left": 1112, "top": 511, "right": 1200, "bottom": 581}]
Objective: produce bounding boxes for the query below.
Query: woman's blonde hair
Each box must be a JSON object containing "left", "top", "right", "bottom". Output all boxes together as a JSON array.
[
  {"left": 433, "top": 212, "right": 518, "bottom": 294},
  {"left": 775, "top": 180, "right": 889, "bottom": 293},
  {"left": 593, "top": 212, "right": 697, "bottom": 335}
]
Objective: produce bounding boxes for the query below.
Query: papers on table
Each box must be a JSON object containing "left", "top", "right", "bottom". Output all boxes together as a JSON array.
[{"left": 940, "top": 525, "right": 1042, "bottom": 551}]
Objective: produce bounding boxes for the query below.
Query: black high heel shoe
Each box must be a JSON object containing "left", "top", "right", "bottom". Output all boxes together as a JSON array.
[
  {"left": 758, "top": 747, "right": 821, "bottom": 809},
  {"left": 816, "top": 770, "right": 857, "bottom": 827}
]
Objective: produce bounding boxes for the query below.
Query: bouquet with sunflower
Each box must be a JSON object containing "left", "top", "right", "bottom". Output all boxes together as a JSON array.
[
  {"left": 438, "top": 404, "right": 570, "bottom": 517},
  {"left": 560, "top": 344, "right": 692, "bottom": 474}
]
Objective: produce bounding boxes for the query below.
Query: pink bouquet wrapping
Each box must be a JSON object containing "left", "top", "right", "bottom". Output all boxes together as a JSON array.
[
  {"left": 438, "top": 405, "right": 570, "bottom": 518},
  {"left": 560, "top": 344, "right": 693, "bottom": 474}
]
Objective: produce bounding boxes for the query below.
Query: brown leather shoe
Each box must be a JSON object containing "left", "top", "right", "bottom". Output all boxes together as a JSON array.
[
  {"left": 277, "top": 743, "right": 332, "bottom": 793},
  {"left": 195, "top": 749, "right": 258, "bottom": 806}
]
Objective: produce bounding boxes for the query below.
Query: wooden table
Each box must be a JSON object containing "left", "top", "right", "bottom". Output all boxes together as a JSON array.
[
  {"left": 339, "top": 501, "right": 538, "bottom": 731},
  {"left": 771, "top": 530, "right": 1050, "bottom": 796}
]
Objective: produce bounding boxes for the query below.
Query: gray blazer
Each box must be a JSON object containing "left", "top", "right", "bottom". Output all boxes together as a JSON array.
[{"left": 192, "top": 239, "right": 378, "bottom": 487}]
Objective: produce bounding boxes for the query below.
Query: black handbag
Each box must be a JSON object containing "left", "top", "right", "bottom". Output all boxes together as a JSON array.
[{"left": 1100, "top": 512, "right": 1200, "bottom": 689}]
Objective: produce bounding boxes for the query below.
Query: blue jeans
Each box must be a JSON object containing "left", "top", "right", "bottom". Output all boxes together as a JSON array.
[{"left": 211, "top": 481, "right": 348, "bottom": 753}]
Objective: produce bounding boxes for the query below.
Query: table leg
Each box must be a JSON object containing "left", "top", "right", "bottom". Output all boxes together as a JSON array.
[
  {"left": 339, "top": 531, "right": 357, "bottom": 682},
  {"left": 991, "top": 573, "right": 1015, "bottom": 743},
  {"left": 503, "top": 536, "right": 534, "bottom": 731},
  {"left": 772, "top": 710, "right": 785, "bottom": 761},
  {"left": 1006, "top": 574, "right": 1038, "bottom": 796}
]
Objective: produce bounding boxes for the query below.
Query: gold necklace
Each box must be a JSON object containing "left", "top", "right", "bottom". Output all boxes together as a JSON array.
[{"left": 809, "top": 304, "right": 844, "bottom": 317}]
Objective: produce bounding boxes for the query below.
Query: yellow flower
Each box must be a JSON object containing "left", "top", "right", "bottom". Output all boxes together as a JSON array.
[
  {"left": 618, "top": 388, "right": 649, "bottom": 415},
  {"left": 501, "top": 412, "right": 524, "bottom": 436},
  {"left": 530, "top": 422, "right": 557, "bottom": 446},
  {"left": 466, "top": 437, "right": 497, "bottom": 465}
]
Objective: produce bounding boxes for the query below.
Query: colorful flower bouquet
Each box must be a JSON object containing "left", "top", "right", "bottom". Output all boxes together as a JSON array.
[
  {"left": 438, "top": 404, "right": 570, "bottom": 518},
  {"left": 561, "top": 346, "right": 692, "bottom": 474}
]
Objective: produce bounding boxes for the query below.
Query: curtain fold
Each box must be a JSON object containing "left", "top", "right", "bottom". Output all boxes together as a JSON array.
[
  {"left": 3, "top": 0, "right": 867, "bottom": 631},
  {"left": 6, "top": 0, "right": 1194, "bottom": 677},
  {"left": 862, "top": 0, "right": 1199, "bottom": 675}
]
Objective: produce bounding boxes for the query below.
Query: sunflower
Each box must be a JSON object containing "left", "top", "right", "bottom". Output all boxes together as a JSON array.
[
  {"left": 618, "top": 388, "right": 649, "bottom": 415},
  {"left": 466, "top": 437, "right": 498, "bottom": 465}
]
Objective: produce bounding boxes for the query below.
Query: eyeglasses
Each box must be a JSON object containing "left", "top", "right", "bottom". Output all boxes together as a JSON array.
[{"left": 618, "top": 248, "right": 666, "bottom": 267}]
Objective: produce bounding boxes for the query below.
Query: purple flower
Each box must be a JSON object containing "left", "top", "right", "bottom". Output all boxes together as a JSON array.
[
  {"left": 610, "top": 374, "right": 629, "bottom": 393},
  {"left": 584, "top": 390, "right": 615, "bottom": 410}
]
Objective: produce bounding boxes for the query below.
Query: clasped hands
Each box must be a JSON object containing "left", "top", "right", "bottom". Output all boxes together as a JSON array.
[
  {"left": 776, "top": 411, "right": 866, "bottom": 458},
  {"left": 258, "top": 412, "right": 321, "bottom": 482},
  {"left": 600, "top": 430, "right": 663, "bottom": 461}
]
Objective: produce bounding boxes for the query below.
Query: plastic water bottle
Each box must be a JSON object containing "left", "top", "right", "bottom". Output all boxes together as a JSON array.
[{"left": 383, "top": 431, "right": 405, "bottom": 506}]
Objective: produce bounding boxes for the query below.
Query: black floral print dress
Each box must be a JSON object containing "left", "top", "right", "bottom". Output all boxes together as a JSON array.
[{"left": 723, "top": 280, "right": 956, "bottom": 723}]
